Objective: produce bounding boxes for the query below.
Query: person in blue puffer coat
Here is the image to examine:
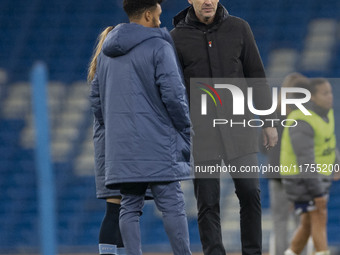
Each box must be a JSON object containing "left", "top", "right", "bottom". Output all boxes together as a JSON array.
[{"left": 89, "top": 1, "right": 192, "bottom": 255}]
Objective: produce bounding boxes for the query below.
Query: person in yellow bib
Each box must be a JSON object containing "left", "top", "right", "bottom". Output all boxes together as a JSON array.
[{"left": 280, "top": 78, "right": 339, "bottom": 255}]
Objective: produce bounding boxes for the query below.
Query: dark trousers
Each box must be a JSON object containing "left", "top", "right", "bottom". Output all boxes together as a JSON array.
[{"left": 194, "top": 153, "right": 262, "bottom": 255}]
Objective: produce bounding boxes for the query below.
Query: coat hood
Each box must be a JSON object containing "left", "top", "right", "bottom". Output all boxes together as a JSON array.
[
  {"left": 173, "top": 3, "right": 229, "bottom": 28},
  {"left": 102, "top": 23, "right": 173, "bottom": 58}
]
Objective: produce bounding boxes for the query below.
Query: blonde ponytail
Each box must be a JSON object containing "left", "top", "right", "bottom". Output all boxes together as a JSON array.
[{"left": 87, "top": 26, "right": 115, "bottom": 82}]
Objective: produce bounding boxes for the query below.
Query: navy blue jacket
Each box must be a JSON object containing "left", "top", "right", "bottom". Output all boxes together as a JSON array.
[{"left": 90, "top": 23, "right": 192, "bottom": 186}]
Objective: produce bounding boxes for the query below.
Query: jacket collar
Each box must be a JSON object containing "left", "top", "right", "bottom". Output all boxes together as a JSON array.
[
  {"left": 173, "top": 3, "right": 229, "bottom": 30},
  {"left": 102, "top": 23, "right": 173, "bottom": 58},
  {"left": 307, "top": 101, "right": 330, "bottom": 118}
]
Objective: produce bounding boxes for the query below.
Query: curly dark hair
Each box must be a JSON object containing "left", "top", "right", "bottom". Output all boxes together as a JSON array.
[{"left": 123, "top": 0, "right": 163, "bottom": 19}]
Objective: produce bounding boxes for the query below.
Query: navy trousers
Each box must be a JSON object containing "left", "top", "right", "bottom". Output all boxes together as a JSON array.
[{"left": 119, "top": 181, "right": 192, "bottom": 255}]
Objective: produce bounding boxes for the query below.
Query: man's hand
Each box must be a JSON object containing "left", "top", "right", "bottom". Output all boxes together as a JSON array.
[
  {"left": 333, "top": 170, "right": 340, "bottom": 181},
  {"left": 262, "top": 127, "right": 278, "bottom": 150}
]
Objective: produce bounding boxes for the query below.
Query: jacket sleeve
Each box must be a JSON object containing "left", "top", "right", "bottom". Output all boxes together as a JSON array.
[
  {"left": 241, "top": 21, "right": 277, "bottom": 125},
  {"left": 154, "top": 43, "right": 191, "bottom": 132},
  {"left": 289, "top": 120, "right": 325, "bottom": 197},
  {"left": 89, "top": 73, "right": 104, "bottom": 126}
]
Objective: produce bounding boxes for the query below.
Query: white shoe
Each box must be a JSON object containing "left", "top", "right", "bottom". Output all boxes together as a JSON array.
[
  {"left": 284, "top": 248, "right": 298, "bottom": 255},
  {"left": 315, "top": 250, "right": 330, "bottom": 255},
  {"left": 99, "top": 244, "right": 117, "bottom": 254}
]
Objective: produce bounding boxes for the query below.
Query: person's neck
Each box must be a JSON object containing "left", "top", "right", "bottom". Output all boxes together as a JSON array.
[{"left": 130, "top": 19, "right": 149, "bottom": 27}]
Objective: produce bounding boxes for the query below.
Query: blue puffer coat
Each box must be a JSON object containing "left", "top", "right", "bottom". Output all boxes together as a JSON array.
[{"left": 90, "top": 23, "right": 192, "bottom": 186}]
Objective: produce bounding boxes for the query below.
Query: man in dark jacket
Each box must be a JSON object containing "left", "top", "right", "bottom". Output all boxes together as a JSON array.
[
  {"left": 171, "top": 1, "right": 278, "bottom": 255},
  {"left": 90, "top": 0, "right": 192, "bottom": 254}
]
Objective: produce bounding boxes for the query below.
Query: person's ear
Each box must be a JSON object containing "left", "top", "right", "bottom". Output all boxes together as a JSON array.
[
  {"left": 188, "top": 0, "right": 193, "bottom": 5},
  {"left": 144, "top": 10, "right": 152, "bottom": 22}
]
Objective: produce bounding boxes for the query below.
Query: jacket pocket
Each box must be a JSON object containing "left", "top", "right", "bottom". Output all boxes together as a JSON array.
[{"left": 176, "top": 129, "right": 191, "bottom": 162}]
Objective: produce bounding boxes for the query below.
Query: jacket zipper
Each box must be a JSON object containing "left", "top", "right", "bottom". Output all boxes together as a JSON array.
[{"left": 203, "top": 31, "right": 213, "bottom": 77}]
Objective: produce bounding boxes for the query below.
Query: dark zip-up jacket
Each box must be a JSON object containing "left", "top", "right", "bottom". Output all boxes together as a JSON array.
[{"left": 171, "top": 4, "right": 276, "bottom": 161}]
